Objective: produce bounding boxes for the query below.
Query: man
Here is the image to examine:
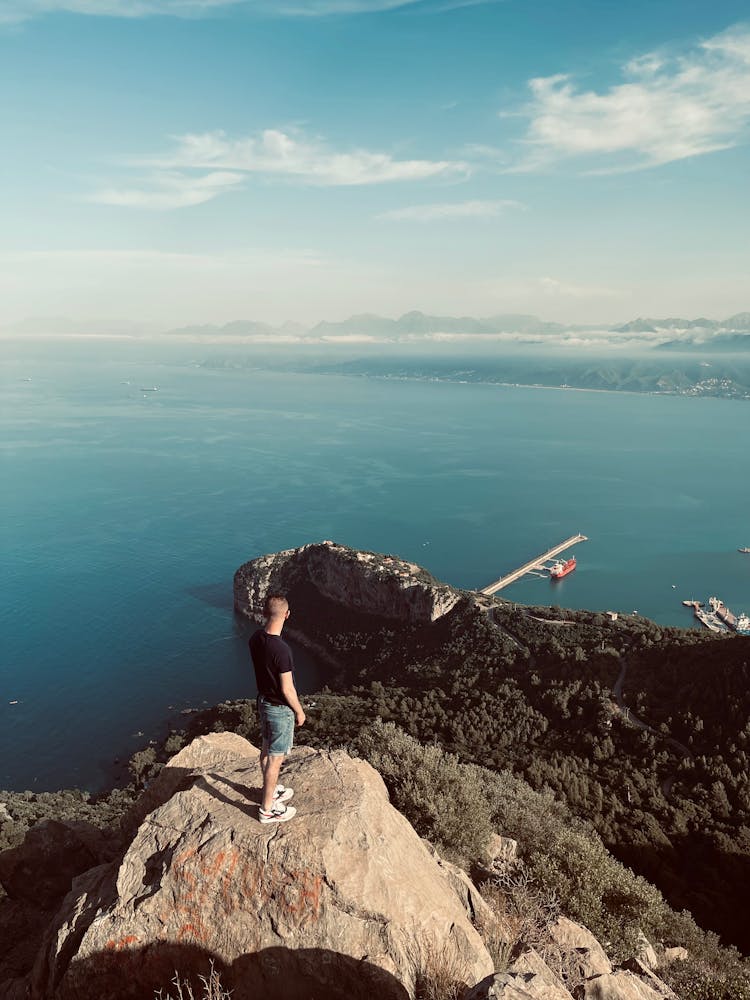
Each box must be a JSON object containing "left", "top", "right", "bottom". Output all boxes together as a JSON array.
[{"left": 249, "top": 592, "right": 306, "bottom": 823}]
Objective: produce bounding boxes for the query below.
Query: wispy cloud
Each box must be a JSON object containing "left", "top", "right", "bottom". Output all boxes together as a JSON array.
[
  {"left": 90, "top": 128, "right": 468, "bottom": 208},
  {"left": 146, "top": 128, "right": 468, "bottom": 184},
  {"left": 512, "top": 24, "right": 750, "bottom": 172},
  {"left": 88, "top": 170, "right": 245, "bottom": 209},
  {"left": 0, "top": 0, "right": 493, "bottom": 25},
  {"left": 377, "top": 199, "right": 524, "bottom": 222}
]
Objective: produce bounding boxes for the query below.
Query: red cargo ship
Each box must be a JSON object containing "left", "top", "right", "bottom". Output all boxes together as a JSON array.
[{"left": 550, "top": 556, "right": 576, "bottom": 580}]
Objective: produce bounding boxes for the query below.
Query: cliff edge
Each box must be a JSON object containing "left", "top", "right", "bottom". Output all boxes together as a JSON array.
[
  {"left": 5, "top": 733, "right": 684, "bottom": 1000},
  {"left": 25, "top": 734, "right": 493, "bottom": 1000},
  {"left": 233, "top": 540, "right": 461, "bottom": 624}
]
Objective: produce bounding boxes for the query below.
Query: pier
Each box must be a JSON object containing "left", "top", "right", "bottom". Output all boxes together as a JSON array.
[{"left": 481, "top": 534, "right": 588, "bottom": 595}]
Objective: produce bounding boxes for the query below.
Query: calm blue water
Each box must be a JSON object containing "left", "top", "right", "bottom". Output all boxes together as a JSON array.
[{"left": 2, "top": 347, "right": 749, "bottom": 791}]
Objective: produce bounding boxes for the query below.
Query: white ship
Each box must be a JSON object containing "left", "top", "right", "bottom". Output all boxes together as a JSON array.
[{"left": 694, "top": 597, "right": 750, "bottom": 635}]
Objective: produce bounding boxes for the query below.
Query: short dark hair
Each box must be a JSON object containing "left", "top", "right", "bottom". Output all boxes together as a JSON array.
[{"left": 264, "top": 592, "right": 289, "bottom": 618}]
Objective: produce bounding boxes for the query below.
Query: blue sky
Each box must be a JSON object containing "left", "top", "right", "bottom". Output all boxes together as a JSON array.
[{"left": 1, "top": 0, "right": 748, "bottom": 327}]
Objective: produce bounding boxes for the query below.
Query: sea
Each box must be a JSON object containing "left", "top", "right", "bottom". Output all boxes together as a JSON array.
[{"left": 2, "top": 340, "right": 749, "bottom": 792}]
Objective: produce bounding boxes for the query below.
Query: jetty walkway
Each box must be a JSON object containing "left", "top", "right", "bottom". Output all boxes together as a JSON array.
[{"left": 481, "top": 534, "right": 588, "bottom": 595}]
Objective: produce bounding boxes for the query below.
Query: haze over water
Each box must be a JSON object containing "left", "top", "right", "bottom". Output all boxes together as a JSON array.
[{"left": 2, "top": 344, "right": 748, "bottom": 792}]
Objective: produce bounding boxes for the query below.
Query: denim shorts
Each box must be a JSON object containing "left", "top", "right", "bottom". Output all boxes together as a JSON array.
[{"left": 258, "top": 696, "right": 295, "bottom": 757}]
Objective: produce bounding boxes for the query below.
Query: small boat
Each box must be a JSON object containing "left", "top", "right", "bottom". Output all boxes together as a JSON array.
[
  {"left": 140, "top": 386, "right": 159, "bottom": 392},
  {"left": 739, "top": 547, "right": 750, "bottom": 554},
  {"left": 550, "top": 556, "right": 576, "bottom": 580}
]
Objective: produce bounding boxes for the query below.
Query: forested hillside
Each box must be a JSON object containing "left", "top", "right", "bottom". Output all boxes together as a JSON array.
[{"left": 273, "top": 589, "right": 750, "bottom": 954}]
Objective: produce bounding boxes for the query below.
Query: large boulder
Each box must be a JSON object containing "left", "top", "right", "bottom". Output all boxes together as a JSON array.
[{"left": 30, "top": 735, "right": 493, "bottom": 1000}]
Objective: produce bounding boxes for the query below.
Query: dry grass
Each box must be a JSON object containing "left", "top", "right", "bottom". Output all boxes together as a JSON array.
[
  {"left": 408, "top": 934, "right": 471, "bottom": 1000},
  {"left": 154, "top": 961, "right": 232, "bottom": 1000},
  {"left": 480, "top": 866, "right": 559, "bottom": 956},
  {"left": 473, "top": 900, "right": 517, "bottom": 974},
  {"left": 475, "top": 866, "right": 585, "bottom": 993}
]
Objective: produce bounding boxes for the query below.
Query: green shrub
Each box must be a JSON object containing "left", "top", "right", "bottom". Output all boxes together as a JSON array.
[
  {"left": 349, "top": 720, "right": 750, "bottom": 980},
  {"left": 661, "top": 956, "right": 750, "bottom": 1000},
  {"left": 351, "top": 721, "right": 494, "bottom": 866}
]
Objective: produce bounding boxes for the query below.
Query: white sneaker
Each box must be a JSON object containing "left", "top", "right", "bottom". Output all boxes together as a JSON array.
[
  {"left": 259, "top": 802, "right": 297, "bottom": 824},
  {"left": 273, "top": 784, "right": 294, "bottom": 803}
]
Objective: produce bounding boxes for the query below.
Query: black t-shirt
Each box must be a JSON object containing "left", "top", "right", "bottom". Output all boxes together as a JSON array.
[{"left": 249, "top": 629, "right": 294, "bottom": 705}]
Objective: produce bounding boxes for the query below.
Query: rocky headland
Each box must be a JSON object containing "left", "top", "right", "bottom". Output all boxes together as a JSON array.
[{"left": 234, "top": 539, "right": 462, "bottom": 625}]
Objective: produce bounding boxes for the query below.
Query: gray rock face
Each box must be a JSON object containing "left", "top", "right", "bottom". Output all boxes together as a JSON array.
[
  {"left": 30, "top": 734, "right": 493, "bottom": 1000},
  {"left": 234, "top": 540, "right": 461, "bottom": 624}
]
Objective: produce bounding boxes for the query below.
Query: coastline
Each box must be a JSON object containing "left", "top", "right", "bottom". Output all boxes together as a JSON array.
[{"left": 302, "top": 368, "right": 749, "bottom": 401}]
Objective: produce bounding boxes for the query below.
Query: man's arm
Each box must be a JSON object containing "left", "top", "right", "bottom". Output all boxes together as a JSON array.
[{"left": 280, "top": 671, "right": 306, "bottom": 727}]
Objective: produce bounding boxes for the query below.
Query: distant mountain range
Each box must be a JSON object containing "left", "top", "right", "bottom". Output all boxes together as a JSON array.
[
  {"left": 164, "top": 311, "right": 571, "bottom": 339},
  {"left": 613, "top": 312, "right": 750, "bottom": 334},
  {"left": 165, "top": 310, "right": 750, "bottom": 346},
  {"left": 615, "top": 313, "right": 750, "bottom": 350},
  {"left": 4, "top": 310, "right": 750, "bottom": 349},
  {"left": 307, "top": 311, "right": 570, "bottom": 338}
]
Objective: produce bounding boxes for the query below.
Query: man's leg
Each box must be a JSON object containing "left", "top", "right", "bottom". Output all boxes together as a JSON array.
[{"left": 261, "top": 754, "right": 285, "bottom": 812}]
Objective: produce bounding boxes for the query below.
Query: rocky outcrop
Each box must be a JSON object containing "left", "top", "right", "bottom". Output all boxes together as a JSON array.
[
  {"left": 548, "top": 916, "right": 612, "bottom": 979},
  {"left": 6, "top": 731, "right": 686, "bottom": 1000},
  {"left": 620, "top": 958, "right": 679, "bottom": 999},
  {"left": 29, "top": 734, "right": 493, "bottom": 999},
  {"left": 660, "top": 947, "right": 688, "bottom": 965},
  {"left": 234, "top": 540, "right": 461, "bottom": 624},
  {"left": 465, "top": 948, "right": 574, "bottom": 999},
  {"left": 634, "top": 932, "right": 659, "bottom": 971},
  {"left": 581, "top": 970, "right": 674, "bottom": 999}
]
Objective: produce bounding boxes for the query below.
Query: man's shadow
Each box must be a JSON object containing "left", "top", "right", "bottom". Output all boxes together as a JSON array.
[{"left": 50, "top": 942, "right": 410, "bottom": 1000}]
